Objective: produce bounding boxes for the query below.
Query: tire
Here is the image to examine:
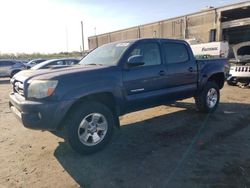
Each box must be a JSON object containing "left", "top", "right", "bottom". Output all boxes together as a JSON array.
[
  {"left": 10, "top": 70, "right": 20, "bottom": 78},
  {"left": 195, "top": 81, "right": 220, "bottom": 113},
  {"left": 65, "top": 101, "right": 115, "bottom": 155},
  {"left": 227, "top": 80, "right": 237, "bottom": 86}
]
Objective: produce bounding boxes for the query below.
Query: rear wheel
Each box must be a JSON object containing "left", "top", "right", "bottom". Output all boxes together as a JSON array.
[
  {"left": 195, "top": 82, "right": 220, "bottom": 113},
  {"left": 65, "top": 101, "right": 115, "bottom": 154}
]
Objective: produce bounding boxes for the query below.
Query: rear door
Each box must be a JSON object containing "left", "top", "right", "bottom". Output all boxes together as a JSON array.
[
  {"left": 122, "top": 41, "right": 168, "bottom": 108},
  {"left": 161, "top": 42, "right": 198, "bottom": 99}
]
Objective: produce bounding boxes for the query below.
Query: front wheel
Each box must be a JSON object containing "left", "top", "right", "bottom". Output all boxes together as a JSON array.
[
  {"left": 65, "top": 101, "right": 115, "bottom": 154},
  {"left": 195, "top": 82, "right": 220, "bottom": 113}
]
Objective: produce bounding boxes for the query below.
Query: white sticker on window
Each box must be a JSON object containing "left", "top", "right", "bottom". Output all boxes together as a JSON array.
[{"left": 116, "top": 43, "right": 129, "bottom": 47}]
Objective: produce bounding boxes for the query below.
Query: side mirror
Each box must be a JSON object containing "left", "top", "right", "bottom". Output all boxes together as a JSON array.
[{"left": 127, "top": 55, "right": 145, "bottom": 67}]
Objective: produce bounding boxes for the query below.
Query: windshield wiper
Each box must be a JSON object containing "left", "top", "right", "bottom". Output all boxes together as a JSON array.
[{"left": 84, "top": 63, "right": 103, "bottom": 66}]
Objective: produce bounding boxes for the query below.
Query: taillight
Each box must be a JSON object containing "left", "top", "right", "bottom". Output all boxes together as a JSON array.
[{"left": 220, "top": 50, "right": 225, "bottom": 58}]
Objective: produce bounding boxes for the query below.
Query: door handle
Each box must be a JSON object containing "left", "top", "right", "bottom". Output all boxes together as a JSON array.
[
  {"left": 188, "top": 67, "right": 193, "bottom": 72},
  {"left": 159, "top": 70, "right": 165, "bottom": 76}
]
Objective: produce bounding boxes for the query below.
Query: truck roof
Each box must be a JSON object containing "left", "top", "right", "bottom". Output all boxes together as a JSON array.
[{"left": 106, "top": 38, "right": 188, "bottom": 45}]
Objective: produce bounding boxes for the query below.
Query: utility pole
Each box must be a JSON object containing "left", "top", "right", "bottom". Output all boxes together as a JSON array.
[{"left": 81, "top": 21, "right": 84, "bottom": 55}]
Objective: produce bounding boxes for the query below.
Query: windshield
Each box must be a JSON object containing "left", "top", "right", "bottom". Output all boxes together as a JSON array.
[
  {"left": 238, "top": 46, "right": 250, "bottom": 56},
  {"left": 79, "top": 42, "right": 131, "bottom": 66},
  {"left": 31, "top": 59, "right": 58, "bottom": 70}
]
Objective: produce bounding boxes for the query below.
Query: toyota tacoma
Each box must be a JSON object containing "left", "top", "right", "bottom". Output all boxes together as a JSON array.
[{"left": 9, "top": 38, "right": 227, "bottom": 154}]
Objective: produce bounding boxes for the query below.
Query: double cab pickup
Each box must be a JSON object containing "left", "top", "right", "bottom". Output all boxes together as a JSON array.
[{"left": 9, "top": 38, "right": 227, "bottom": 154}]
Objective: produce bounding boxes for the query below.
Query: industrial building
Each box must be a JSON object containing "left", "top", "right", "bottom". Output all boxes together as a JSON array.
[{"left": 88, "top": 1, "right": 250, "bottom": 50}]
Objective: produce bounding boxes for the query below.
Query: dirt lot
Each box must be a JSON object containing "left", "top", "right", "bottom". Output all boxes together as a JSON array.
[{"left": 0, "top": 77, "right": 250, "bottom": 188}]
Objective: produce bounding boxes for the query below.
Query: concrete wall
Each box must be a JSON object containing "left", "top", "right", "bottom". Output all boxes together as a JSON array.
[
  {"left": 88, "top": 27, "right": 140, "bottom": 49},
  {"left": 88, "top": 2, "right": 250, "bottom": 49},
  {"left": 186, "top": 11, "right": 216, "bottom": 43},
  {"left": 87, "top": 8, "right": 228, "bottom": 49}
]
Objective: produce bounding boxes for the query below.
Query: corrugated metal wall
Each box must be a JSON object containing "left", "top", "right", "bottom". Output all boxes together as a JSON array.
[{"left": 88, "top": 10, "right": 216, "bottom": 49}]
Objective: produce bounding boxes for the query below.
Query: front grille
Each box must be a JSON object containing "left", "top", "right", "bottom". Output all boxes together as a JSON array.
[
  {"left": 13, "top": 80, "right": 24, "bottom": 96},
  {"left": 235, "top": 66, "right": 250, "bottom": 72}
]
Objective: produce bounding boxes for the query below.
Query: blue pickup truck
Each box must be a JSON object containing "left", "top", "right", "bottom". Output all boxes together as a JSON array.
[{"left": 9, "top": 38, "right": 227, "bottom": 154}]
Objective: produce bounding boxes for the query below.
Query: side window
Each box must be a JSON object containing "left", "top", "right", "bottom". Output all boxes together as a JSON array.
[
  {"left": 163, "top": 43, "right": 189, "bottom": 64},
  {"left": 48, "top": 61, "right": 57, "bottom": 66},
  {"left": 49, "top": 61, "right": 64, "bottom": 66},
  {"left": 45, "top": 61, "right": 62, "bottom": 68},
  {"left": 73, "top": 60, "right": 79, "bottom": 64},
  {"left": 57, "top": 61, "right": 64, "bottom": 65},
  {"left": 36, "top": 60, "right": 45, "bottom": 64},
  {"left": 66, "top": 60, "right": 78, "bottom": 65},
  {"left": 128, "top": 42, "right": 161, "bottom": 66}
]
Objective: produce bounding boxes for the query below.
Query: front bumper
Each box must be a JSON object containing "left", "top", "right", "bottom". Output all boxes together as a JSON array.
[{"left": 9, "top": 92, "right": 73, "bottom": 130}]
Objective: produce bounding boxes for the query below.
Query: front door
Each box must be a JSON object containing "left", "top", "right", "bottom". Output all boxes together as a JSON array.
[{"left": 122, "top": 41, "right": 167, "bottom": 110}]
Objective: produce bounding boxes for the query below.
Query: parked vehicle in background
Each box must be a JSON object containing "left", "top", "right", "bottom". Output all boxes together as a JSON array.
[
  {"left": 189, "top": 41, "right": 229, "bottom": 59},
  {"left": 9, "top": 38, "right": 227, "bottom": 154},
  {"left": 26, "top": 58, "right": 47, "bottom": 69},
  {"left": 227, "top": 41, "right": 250, "bottom": 86},
  {"left": 0, "top": 59, "right": 26, "bottom": 78},
  {"left": 19, "top": 60, "right": 28, "bottom": 65},
  {"left": 31, "top": 58, "right": 80, "bottom": 70}
]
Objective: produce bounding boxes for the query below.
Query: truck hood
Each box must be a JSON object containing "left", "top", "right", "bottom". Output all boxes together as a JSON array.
[
  {"left": 233, "top": 41, "right": 250, "bottom": 63},
  {"left": 12, "top": 65, "right": 107, "bottom": 83}
]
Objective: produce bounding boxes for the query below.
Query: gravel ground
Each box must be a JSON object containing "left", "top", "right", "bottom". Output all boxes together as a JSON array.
[{"left": 0, "top": 77, "right": 250, "bottom": 188}]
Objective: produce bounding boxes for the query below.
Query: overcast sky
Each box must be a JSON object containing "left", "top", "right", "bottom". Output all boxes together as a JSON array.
[{"left": 0, "top": 0, "right": 246, "bottom": 54}]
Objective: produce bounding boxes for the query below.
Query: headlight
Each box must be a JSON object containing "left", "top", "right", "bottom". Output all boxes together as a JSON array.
[{"left": 27, "top": 80, "right": 58, "bottom": 99}]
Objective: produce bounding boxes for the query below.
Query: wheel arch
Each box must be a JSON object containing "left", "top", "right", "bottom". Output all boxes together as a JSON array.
[
  {"left": 207, "top": 72, "right": 225, "bottom": 89},
  {"left": 10, "top": 69, "right": 21, "bottom": 77},
  {"left": 58, "top": 92, "right": 120, "bottom": 130}
]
